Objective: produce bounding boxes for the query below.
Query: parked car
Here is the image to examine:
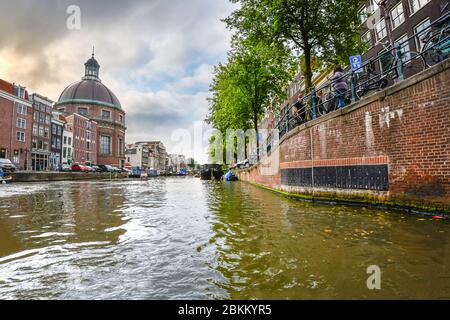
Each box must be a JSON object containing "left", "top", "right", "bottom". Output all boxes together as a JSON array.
[
  {"left": 0, "top": 159, "right": 16, "bottom": 173},
  {"left": 120, "top": 167, "right": 131, "bottom": 173},
  {"left": 98, "top": 165, "right": 115, "bottom": 173},
  {"left": 71, "top": 164, "right": 89, "bottom": 172},
  {"left": 91, "top": 165, "right": 102, "bottom": 172},
  {"left": 84, "top": 165, "right": 95, "bottom": 172},
  {"left": 59, "top": 164, "right": 72, "bottom": 172}
]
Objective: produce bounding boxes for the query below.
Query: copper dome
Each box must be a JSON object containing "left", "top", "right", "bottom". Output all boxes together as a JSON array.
[
  {"left": 56, "top": 52, "right": 122, "bottom": 110},
  {"left": 57, "top": 79, "right": 122, "bottom": 109}
]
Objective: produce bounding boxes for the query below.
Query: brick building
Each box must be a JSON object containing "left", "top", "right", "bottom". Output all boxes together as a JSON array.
[
  {"left": 65, "top": 113, "right": 98, "bottom": 165},
  {"left": 50, "top": 117, "right": 64, "bottom": 170},
  {"left": 134, "top": 141, "right": 169, "bottom": 172},
  {"left": 62, "top": 118, "right": 73, "bottom": 165},
  {"left": 0, "top": 79, "right": 33, "bottom": 170},
  {"left": 359, "top": 0, "right": 448, "bottom": 75},
  {"left": 54, "top": 52, "right": 126, "bottom": 167},
  {"left": 30, "top": 94, "right": 53, "bottom": 171}
]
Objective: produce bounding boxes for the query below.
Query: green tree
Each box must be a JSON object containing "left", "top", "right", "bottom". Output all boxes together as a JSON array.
[
  {"left": 225, "top": 0, "right": 365, "bottom": 91},
  {"left": 207, "top": 36, "right": 295, "bottom": 162}
]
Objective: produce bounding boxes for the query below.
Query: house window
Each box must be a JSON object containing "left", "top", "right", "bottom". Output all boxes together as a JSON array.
[
  {"left": 33, "top": 111, "right": 38, "bottom": 121},
  {"left": 32, "top": 139, "right": 37, "bottom": 149},
  {"left": 78, "top": 107, "right": 88, "bottom": 116},
  {"left": 375, "top": 19, "right": 387, "bottom": 42},
  {"left": 63, "top": 147, "right": 67, "bottom": 158},
  {"left": 33, "top": 125, "right": 38, "bottom": 136},
  {"left": 119, "top": 115, "right": 123, "bottom": 123},
  {"left": 13, "top": 152, "right": 19, "bottom": 164},
  {"left": 395, "top": 34, "right": 411, "bottom": 63},
  {"left": 410, "top": 0, "right": 430, "bottom": 14},
  {"left": 44, "top": 127, "right": 50, "bottom": 138},
  {"left": 359, "top": 6, "right": 368, "bottom": 24},
  {"left": 391, "top": 3, "right": 405, "bottom": 30},
  {"left": 17, "top": 118, "right": 26, "bottom": 129},
  {"left": 100, "top": 135, "right": 111, "bottom": 155},
  {"left": 118, "top": 138, "right": 124, "bottom": 156},
  {"left": 15, "top": 86, "right": 25, "bottom": 98},
  {"left": 16, "top": 131, "right": 26, "bottom": 142},
  {"left": 39, "top": 113, "right": 44, "bottom": 123},
  {"left": 102, "top": 110, "right": 111, "bottom": 119},
  {"left": 362, "top": 31, "right": 372, "bottom": 48},
  {"left": 17, "top": 104, "right": 27, "bottom": 115},
  {"left": 414, "top": 19, "right": 431, "bottom": 51},
  {"left": 45, "top": 115, "right": 50, "bottom": 125},
  {"left": 379, "top": 48, "right": 394, "bottom": 73}
]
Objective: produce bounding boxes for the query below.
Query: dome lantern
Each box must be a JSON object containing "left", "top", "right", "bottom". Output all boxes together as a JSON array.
[{"left": 83, "top": 47, "right": 100, "bottom": 81}]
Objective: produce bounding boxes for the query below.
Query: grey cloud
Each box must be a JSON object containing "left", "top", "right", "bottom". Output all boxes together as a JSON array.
[{"left": 0, "top": 0, "right": 235, "bottom": 161}]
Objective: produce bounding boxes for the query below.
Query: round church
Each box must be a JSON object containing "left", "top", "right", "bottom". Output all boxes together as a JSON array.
[{"left": 55, "top": 53, "right": 126, "bottom": 167}]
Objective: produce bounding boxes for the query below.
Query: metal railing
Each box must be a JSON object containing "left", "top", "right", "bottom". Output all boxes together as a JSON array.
[{"left": 269, "top": 11, "right": 449, "bottom": 150}]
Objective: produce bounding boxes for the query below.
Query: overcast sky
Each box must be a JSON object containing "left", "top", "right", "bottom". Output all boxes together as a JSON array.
[{"left": 0, "top": 0, "right": 236, "bottom": 163}]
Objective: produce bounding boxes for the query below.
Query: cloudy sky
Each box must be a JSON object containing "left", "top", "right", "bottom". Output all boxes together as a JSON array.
[{"left": 0, "top": 0, "right": 236, "bottom": 163}]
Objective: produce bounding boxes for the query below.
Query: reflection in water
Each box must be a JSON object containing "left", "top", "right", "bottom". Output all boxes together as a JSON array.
[{"left": 0, "top": 178, "right": 449, "bottom": 299}]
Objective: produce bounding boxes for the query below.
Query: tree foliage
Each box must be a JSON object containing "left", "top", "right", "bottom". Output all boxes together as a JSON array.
[
  {"left": 207, "top": 36, "right": 295, "bottom": 162},
  {"left": 225, "top": 0, "right": 365, "bottom": 90}
]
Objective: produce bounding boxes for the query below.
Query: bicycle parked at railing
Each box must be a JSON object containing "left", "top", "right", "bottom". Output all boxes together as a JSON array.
[
  {"left": 353, "top": 62, "right": 389, "bottom": 100},
  {"left": 421, "top": 10, "right": 450, "bottom": 67},
  {"left": 379, "top": 40, "right": 426, "bottom": 81}
]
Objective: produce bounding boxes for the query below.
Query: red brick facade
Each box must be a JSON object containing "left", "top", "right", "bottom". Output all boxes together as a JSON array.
[
  {"left": 239, "top": 61, "right": 450, "bottom": 212},
  {"left": 0, "top": 79, "right": 33, "bottom": 170},
  {"left": 58, "top": 103, "right": 125, "bottom": 166},
  {"left": 65, "top": 113, "right": 98, "bottom": 165}
]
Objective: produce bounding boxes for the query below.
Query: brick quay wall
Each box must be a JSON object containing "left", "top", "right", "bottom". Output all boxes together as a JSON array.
[
  {"left": 238, "top": 60, "right": 450, "bottom": 213},
  {"left": 9, "top": 172, "right": 129, "bottom": 183}
]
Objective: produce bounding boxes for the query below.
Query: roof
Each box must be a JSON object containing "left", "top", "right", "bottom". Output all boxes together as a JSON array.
[{"left": 56, "top": 79, "right": 122, "bottom": 110}]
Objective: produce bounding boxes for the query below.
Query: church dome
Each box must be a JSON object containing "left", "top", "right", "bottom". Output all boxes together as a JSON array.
[{"left": 56, "top": 51, "right": 122, "bottom": 110}]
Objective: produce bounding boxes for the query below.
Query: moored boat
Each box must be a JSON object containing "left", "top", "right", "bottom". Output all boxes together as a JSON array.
[
  {"left": 0, "top": 176, "right": 13, "bottom": 184},
  {"left": 200, "top": 164, "right": 224, "bottom": 181}
]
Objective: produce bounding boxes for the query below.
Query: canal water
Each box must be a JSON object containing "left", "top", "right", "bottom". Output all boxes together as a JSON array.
[{"left": 0, "top": 178, "right": 448, "bottom": 299}]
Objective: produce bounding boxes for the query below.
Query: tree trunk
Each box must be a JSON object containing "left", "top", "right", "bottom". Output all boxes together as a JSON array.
[
  {"left": 304, "top": 46, "right": 313, "bottom": 121},
  {"left": 254, "top": 112, "right": 259, "bottom": 162}
]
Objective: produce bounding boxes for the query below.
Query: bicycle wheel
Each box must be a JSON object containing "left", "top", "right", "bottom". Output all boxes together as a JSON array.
[
  {"left": 406, "top": 51, "right": 426, "bottom": 75},
  {"left": 355, "top": 74, "right": 369, "bottom": 100},
  {"left": 422, "top": 32, "right": 447, "bottom": 67}
]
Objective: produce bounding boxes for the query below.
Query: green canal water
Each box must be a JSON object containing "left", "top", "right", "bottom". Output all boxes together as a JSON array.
[{"left": 0, "top": 178, "right": 448, "bottom": 299}]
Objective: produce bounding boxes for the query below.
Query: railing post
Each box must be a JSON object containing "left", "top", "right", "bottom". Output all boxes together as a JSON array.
[
  {"left": 285, "top": 106, "right": 290, "bottom": 133},
  {"left": 351, "top": 72, "right": 358, "bottom": 102},
  {"left": 310, "top": 88, "right": 317, "bottom": 119},
  {"left": 395, "top": 43, "right": 405, "bottom": 81}
]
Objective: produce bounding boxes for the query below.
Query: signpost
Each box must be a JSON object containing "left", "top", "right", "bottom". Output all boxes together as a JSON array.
[{"left": 350, "top": 55, "right": 363, "bottom": 73}]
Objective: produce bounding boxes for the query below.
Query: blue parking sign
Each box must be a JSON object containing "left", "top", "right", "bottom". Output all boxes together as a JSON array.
[{"left": 350, "top": 55, "right": 363, "bottom": 73}]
